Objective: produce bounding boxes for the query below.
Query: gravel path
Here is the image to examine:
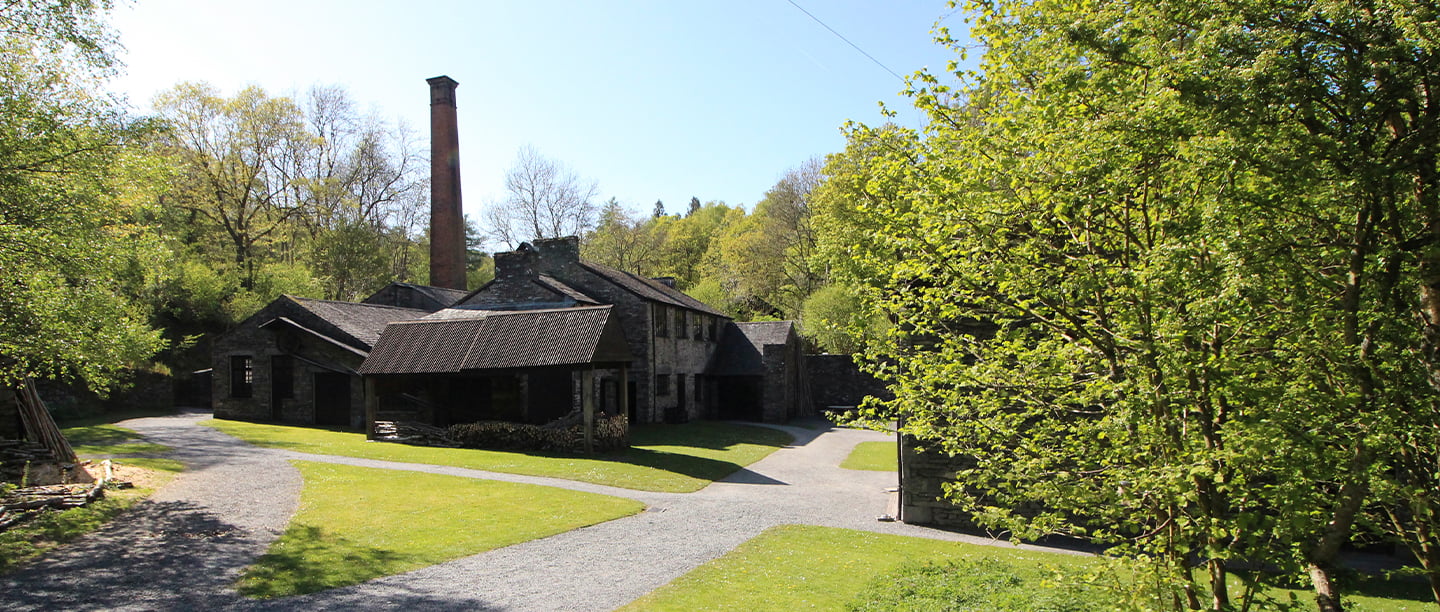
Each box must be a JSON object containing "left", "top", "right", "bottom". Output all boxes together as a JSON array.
[
  {"left": 1, "top": 413, "right": 1049, "bottom": 611},
  {"left": 0, "top": 410, "right": 302, "bottom": 611}
]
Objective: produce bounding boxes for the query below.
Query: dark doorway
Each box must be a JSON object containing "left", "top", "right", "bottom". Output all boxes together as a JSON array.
[
  {"left": 601, "top": 380, "right": 617, "bottom": 415},
  {"left": 677, "top": 375, "right": 687, "bottom": 414},
  {"left": 270, "top": 355, "right": 293, "bottom": 421},
  {"left": 627, "top": 381, "right": 637, "bottom": 422},
  {"left": 718, "top": 377, "right": 763, "bottom": 421},
  {"left": 314, "top": 373, "right": 351, "bottom": 427},
  {"left": 528, "top": 369, "right": 571, "bottom": 423}
]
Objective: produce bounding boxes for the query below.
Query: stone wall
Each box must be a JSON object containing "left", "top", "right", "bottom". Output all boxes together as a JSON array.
[
  {"left": 898, "top": 434, "right": 980, "bottom": 529},
  {"left": 805, "top": 354, "right": 892, "bottom": 411},
  {"left": 212, "top": 306, "right": 366, "bottom": 428}
]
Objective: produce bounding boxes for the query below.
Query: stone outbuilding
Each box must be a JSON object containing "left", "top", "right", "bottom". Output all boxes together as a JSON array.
[
  {"left": 449, "top": 236, "right": 733, "bottom": 424},
  {"left": 712, "top": 321, "right": 811, "bottom": 422},
  {"left": 211, "top": 291, "right": 431, "bottom": 428}
]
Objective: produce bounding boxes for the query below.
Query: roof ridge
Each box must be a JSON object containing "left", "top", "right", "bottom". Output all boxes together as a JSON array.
[{"left": 290, "top": 295, "right": 431, "bottom": 313}]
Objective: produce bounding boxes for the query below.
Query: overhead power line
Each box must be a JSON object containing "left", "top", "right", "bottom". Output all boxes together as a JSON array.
[{"left": 785, "top": 0, "right": 906, "bottom": 83}]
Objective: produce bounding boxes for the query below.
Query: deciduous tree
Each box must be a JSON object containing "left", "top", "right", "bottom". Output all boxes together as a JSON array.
[{"left": 483, "top": 145, "right": 598, "bottom": 249}]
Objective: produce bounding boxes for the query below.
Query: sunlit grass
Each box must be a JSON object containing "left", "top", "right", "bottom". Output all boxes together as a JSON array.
[
  {"left": 840, "top": 441, "right": 897, "bottom": 471},
  {"left": 621, "top": 525, "right": 1433, "bottom": 611},
  {"left": 236, "top": 460, "right": 644, "bottom": 597},
  {"left": 205, "top": 419, "right": 792, "bottom": 493},
  {"left": 61, "top": 423, "right": 171, "bottom": 456}
]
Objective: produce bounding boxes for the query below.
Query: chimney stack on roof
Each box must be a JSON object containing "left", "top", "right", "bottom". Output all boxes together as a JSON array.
[{"left": 427, "top": 75, "right": 467, "bottom": 290}]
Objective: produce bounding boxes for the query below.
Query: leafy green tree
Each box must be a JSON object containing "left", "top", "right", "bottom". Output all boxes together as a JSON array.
[
  {"left": 0, "top": 0, "right": 165, "bottom": 390},
  {"left": 825, "top": 1, "right": 1440, "bottom": 610},
  {"left": 152, "top": 83, "right": 312, "bottom": 287},
  {"left": 652, "top": 199, "right": 665, "bottom": 219},
  {"left": 582, "top": 198, "right": 665, "bottom": 275},
  {"left": 709, "top": 160, "right": 826, "bottom": 319},
  {"left": 799, "top": 284, "right": 887, "bottom": 354},
  {"left": 686, "top": 196, "right": 701, "bottom": 217}
]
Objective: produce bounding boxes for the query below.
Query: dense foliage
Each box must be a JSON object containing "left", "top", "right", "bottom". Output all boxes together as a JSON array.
[
  {"left": 0, "top": 0, "right": 164, "bottom": 390},
  {"left": 824, "top": 1, "right": 1440, "bottom": 610}
]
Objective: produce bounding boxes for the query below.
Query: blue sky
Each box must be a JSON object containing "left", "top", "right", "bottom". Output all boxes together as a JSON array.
[{"left": 109, "top": 1, "right": 970, "bottom": 220}]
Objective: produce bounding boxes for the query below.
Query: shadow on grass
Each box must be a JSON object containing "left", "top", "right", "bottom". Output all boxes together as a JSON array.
[
  {"left": 628, "top": 422, "right": 794, "bottom": 451},
  {"left": 238, "top": 524, "right": 421, "bottom": 598},
  {"left": 605, "top": 447, "right": 780, "bottom": 484}
]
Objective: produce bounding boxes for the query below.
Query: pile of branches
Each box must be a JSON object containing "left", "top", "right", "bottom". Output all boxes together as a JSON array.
[{"left": 0, "top": 483, "right": 117, "bottom": 533}]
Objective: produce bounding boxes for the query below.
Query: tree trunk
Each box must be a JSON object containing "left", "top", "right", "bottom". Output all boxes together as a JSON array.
[{"left": 1307, "top": 563, "right": 1344, "bottom": 612}]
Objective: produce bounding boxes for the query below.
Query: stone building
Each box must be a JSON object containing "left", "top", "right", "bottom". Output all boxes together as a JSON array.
[
  {"left": 425, "top": 236, "right": 735, "bottom": 425},
  {"left": 712, "top": 321, "right": 811, "bottom": 422},
  {"left": 210, "top": 76, "right": 813, "bottom": 433},
  {"left": 210, "top": 290, "right": 432, "bottom": 427}
]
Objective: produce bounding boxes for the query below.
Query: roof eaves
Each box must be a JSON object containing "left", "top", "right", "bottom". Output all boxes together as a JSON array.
[{"left": 258, "top": 316, "right": 370, "bottom": 358}]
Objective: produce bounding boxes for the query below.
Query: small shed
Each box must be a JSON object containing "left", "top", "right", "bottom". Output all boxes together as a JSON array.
[
  {"left": 359, "top": 305, "right": 635, "bottom": 435},
  {"left": 711, "top": 321, "right": 812, "bottom": 422}
]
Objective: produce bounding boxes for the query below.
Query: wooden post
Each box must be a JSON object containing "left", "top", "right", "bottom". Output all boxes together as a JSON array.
[
  {"left": 364, "top": 377, "right": 378, "bottom": 440},
  {"left": 582, "top": 368, "right": 595, "bottom": 453}
]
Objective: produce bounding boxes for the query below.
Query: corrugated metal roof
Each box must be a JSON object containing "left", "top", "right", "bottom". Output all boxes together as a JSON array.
[
  {"left": 360, "top": 305, "right": 632, "bottom": 375},
  {"left": 577, "top": 261, "right": 728, "bottom": 317}
]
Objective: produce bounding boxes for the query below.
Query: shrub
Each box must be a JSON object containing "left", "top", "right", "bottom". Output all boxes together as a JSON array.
[{"left": 846, "top": 557, "right": 1110, "bottom": 612}]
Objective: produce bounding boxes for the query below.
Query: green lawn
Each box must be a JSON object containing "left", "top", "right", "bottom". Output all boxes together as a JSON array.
[
  {"left": 236, "top": 460, "right": 644, "bottom": 597},
  {"left": 840, "top": 441, "right": 897, "bottom": 471},
  {"left": 621, "top": 525, "right": 1433, "bottom": 611},
  {"left": 61, "top": 423, "right": 171, "bottom": 456},
  {"left": 621, "top": 525, "right": 1095, "bottom": 611},
  {"left": 204, "top": 419, "right": 792, "bottom": 493}
]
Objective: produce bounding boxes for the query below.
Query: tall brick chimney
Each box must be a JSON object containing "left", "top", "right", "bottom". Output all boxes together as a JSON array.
[{"left": 427, "top": 75, "right": 467, "bottom": 290}]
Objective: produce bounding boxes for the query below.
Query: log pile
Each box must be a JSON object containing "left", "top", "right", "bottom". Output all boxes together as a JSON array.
[
  {"left": 0, "top": 462, "right": 118, "bottom": 533},
  {"left": 0, "top": 440, "right": 58, "bottom": 482},
  {"left": 372, "top": 420, "right": 458, "bottom": 447}
]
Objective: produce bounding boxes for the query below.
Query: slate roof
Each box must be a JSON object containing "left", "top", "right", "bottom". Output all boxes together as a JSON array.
[
  {"left": 360, "top": 305, "right": 633, "bottom": 375},
  {"left": 536, "top": 275, "right": 601, "bottom": 305},
  {"left": 404, "top": 283, "right": 469, "bottom": 308},
  {"left": 710, "top": 321, "right": 797, "bottom": 376},
  {"left": 577, "top": 261, "right": 728, "bottom": 318},
  {"left": 361, "top": 282, "right": 469, "bottom": 312},
  {"left": 287, "top": 297, "right": 430, "bottom": 350}
]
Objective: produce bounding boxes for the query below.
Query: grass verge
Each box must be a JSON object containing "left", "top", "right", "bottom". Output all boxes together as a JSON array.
[
  {"left": 0, "top": 459, "right": 181, "bottom": 573},
  {"left": 205, "top": 419, "right": 792, "bottom": 493},
  {"left": 236, "top": 460, "right": 644, "bottom": 597},
  {"left": 61, "top": 423, "right": 171, "bottom": 456},
  {"left": 840, "top": 441, "right": 897, "bottom": 472},
  {"left": 621, "top": 525, "right": 1432, "bottom": 611}
]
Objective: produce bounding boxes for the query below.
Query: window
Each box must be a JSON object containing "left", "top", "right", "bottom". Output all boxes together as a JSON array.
[
  {"left": 271, "top": 354, "right": 294, "bottom": 400},
  {"left": 654, "top": 304, "right": 668, "bottom": 337},
  {"left": 656, "top": 374, "right": 670, "bottom": 396},
  {"left": 708, "top": 317, "right": 719, "bottom": 341},
  {"left": 693, "top": 314, "right": 704, "bottom": 340},
  {"left": 230, "top": 355, "right": 253, "bottom": 398}
]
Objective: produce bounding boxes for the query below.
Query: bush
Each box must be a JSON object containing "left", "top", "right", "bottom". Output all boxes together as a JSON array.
[
  {"left": 846, "top": 557, "right": 1111, "bottom": 612},
  {"left": 446, "top": 413, "right": 628, "bottom": 453}
]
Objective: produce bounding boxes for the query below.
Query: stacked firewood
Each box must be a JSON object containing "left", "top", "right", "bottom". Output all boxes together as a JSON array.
[
  {"left": 0, "top": 481, "right": 109, "bottom": 532},
  {"left": 0, "top": 440, "right": 57, "bottom": 482},
  {"left": 372, "top": 421, "right": 458, "bottom": 447}
]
